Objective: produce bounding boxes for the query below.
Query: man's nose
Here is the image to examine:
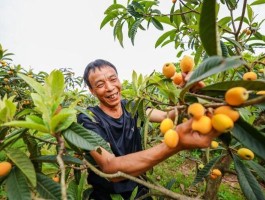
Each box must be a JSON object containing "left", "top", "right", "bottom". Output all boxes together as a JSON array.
[{"left": 105, "top": 81, "right": 114, "bottom": 90}]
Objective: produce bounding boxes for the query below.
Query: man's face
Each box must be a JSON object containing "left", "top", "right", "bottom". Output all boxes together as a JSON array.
[{"left": 88, "top": 66, "right": 122, "bottom": 108}]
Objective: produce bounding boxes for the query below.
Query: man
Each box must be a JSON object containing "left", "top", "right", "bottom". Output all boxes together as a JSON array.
[{"left": 77, "top": 59, "right": 219, "bottom": 200}]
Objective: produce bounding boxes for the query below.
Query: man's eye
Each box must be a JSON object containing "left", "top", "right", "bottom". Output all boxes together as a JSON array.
[
  {"left": 97, "top": 84, "right": 104, "bottom": 88},
  {"left": 111, "top": 78, "right": 117, "bottom": 82}
]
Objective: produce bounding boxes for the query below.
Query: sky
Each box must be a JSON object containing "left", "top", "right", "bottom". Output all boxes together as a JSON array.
[{"left": 0, "top": 1, "right": 264, "bottom": 83}]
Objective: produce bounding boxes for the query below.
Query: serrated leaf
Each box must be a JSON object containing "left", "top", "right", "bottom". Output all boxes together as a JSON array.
[
  {"left": 192, "top": 155, "right": 224, "bottom": 185},
  {"left": 6, "top": 148, "right": 36, "bottom": 187},
  {"left": 33, "top": 155, "right": 83, "bottom": 165},
  {"left": 129, "top": 19, "right": 142, "bottom": 45},
  {"left": 62, "top": 122, "right": 112, "bottom": 153},
  {"left": 232, "top": 154, "right": 265, "bottom": 200},
  {"left": 36, "top": 173, "right": 62, "bottom": 200},
  {"left": 199, "top": 0, "right": 221, "bottom": 56},
  {"left": 6, "top": 167, "right": 31, "bottom": 200},
  {"left": 180, "top": 56, "right": 245, "bottom": 101},
  {"left": 232, "top": 118, "right": 265, "bottom": 160}
]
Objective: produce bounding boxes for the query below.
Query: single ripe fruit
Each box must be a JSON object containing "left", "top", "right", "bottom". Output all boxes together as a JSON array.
[
  {"left": 53, "top": 175, "right": 60, "bottom": 182},
  {"left": 211, "top": 141, "right": 219, "bottom": 149},
  {"left": 171, "top": 72, "right": 183, "bottom": 85},
  {"left": 160, "top": 118, "right": 174, "bottom": 135},
  {"left": 192, "top": 116, "right": 212, "bottom": 134},
  {"left": 0, "top": 161, "right": 12, "bottom": 177},
  {"left": 164, "top": 129, "right": 179, "bottom": 148},
  {"left": 225, "top": 87, "right": 249, "bottom": 106},
  {"left": 214, "top": 106, "right": 239, "bottom": 122},
  {"left": 243, "top": 71, "right": 257, "bottom": 81},
  {"left": 162, "top": 62, "right": 176, "bottom": 78},
  {"left": 180, "top": 55, "right": 194, "bottom": 73},
  {"left": 198, "top": 163, "right": 204, "bottom": 170},
  {"left": 210, "top": 169, "right": 222, "bottom": 179},
  {"left": 257, "top": 90, "right": 265, "bottom": 95},
  {"left": 188, "top": 103, "right": 205, "bottom": 119},
  {"left": 237, "top": 148, "right": 254, "bottom": 160},
  {"left": 211, "top": 114, "right": 234, "bottom": 133}
]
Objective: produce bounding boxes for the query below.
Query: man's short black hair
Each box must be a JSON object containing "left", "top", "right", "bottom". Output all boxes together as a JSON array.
[{"left": 83, "top": 59, "right": 118, "bottom": 89}]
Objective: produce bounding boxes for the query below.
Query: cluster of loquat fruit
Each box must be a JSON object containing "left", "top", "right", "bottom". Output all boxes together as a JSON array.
[{"left": 160, "top": 56, "right": 258, "bottom": 179}]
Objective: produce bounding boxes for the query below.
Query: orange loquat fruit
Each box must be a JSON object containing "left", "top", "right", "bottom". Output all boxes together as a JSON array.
[
  {"left": 211, "top": 114, "right": 234, "bottom": 133},
  {"left": 192, "top": 116, "right": 212, "bottom": 134},
  {"left": 225, "top": 87, "right": 249, "bottom": 106},
  {"left": 162, "top": 62, "right": 176, "bottom": 78},
  {"left": 214, "top": 106, "right": 239, "bottom": 122},
  {"left": 180, "top": 55, "right": 194, "bottom": 73},
  {"left": 160, "top": 118, "right": 174, "bottom": 135},
  {"left": 188, "top": 103, "right": 205, "bottom": 119},
  {"left": 164, "top": 129, "right": 179, "bottom": 148},
  {"left": 0, "top": 161, "right": 12, "bottom": 177},
  {"left": 237, "top": 148, "right": 254, "bottom": 160},
  {"left": 243, "top": 71, "right": 257, "bottom": 81}
]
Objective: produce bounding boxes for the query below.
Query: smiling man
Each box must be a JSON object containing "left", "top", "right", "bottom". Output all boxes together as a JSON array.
[{"left": 77, "top": 59, "right": 220, "bottom": 200}]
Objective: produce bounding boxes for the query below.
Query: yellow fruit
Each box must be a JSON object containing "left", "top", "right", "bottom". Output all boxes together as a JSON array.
[
  {"left": 198, "top": 163, "right": 204, "bottom": 170},
  {"left": 188, "top": 103, "right": 205, "bottom": 119},
  {"left": 0, "top": 161, "right": 12, "bottom": 177},
  {"left": 171, "top": 72, "right": 183, "bottom": 85},
  {"left": 162, "top": 63, "right": 176, "bottom": 78},
  {"left": 160, "top": 118, "right": 174, "bottom": 135},
  {"left": 257, "top": 90, "right": 265, "bottom": 95},
  {"left": 243, "top": 71, "right": 257, "bottom": 81},
  {"left": 53, "top": 175, "right": 60, "bottom": 182},
  {"left": 211, "top": 114, "right": 234, "bottom": 133},
  {"left": 172, "top": 0, "right": 177, "bottom": 3},
  {"left": 210, "top": 169, "right": 222, "bottom": 179},
  {"left": 237, "top": 148, "right": 254, "bottom": 160},
  {"left": 246, "top": 29, "right": 251, "bottom": 35},
  {"left": 225, "top": 87, "right": 249, "bottom": 106},
  {"left": 211, "top": 141, "right": 219, "bottom": 149},
  {"left": 164, "top": 129, "right": 179, "bottom": 148},
  {"left": 214, "top": 106, "right": 240, "bottom": 122},
  {"left": 180, "top": 55, "right": 194, "bottom": 73},
  {"left": 192, "top": 116, "right": 212, "bottom": 134}
]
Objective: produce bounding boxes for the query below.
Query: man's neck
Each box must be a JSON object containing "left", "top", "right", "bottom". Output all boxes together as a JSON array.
[{"left": 99, "top": 103, "right": 123, "bottom": 119}]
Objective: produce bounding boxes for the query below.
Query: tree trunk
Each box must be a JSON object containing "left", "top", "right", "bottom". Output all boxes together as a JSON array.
[{"left": 203, "top": 154, "right": 232, "bottom": 200}]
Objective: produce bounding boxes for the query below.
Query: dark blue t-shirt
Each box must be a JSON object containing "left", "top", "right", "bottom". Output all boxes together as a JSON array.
[{"left": 77, "top": 99, "right": 143, "bottom": 193}]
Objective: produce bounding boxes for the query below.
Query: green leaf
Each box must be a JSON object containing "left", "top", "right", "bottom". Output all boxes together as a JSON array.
[
  {"left": 155, "top": 29, "right": 176, "bottom": 48},
  {"left": 17, "top": 73, "right": 45, "bottom": 96},
  {"left": 36, "top": 173, "right": 62, "bottom": 200},
  {"left": 223, "top": 36, "right": 243, "bottom": 51},
  {"left": 127, "top": 4, "right": 143, "bottom": 18},
  {"left": 6, "top": 167, "right": 31, "bottom": 200},
  {"left": 2, "top": 120, "right": 49, "bottom": 133},
  {"left": 232, "top": 154, "right": 265, "bottom": 200},
  {"left": 199, "top": 0, "right": 221, "bottom": 56},
  {"left": 180, "top": 56, "right": 245, "bottom": 101},
  {"left": 247, "top": 160, "right": 265, "bottom": 182},
  {"left": 33, "top": 155, "right": 83, "bottom": 165},
  {"left": 62, "top": 122, "right": 112, "bottom": 153},
  {"left": 232, "top": 118, "right": 265, "bottom": 160},
  {"left": 6, "top": 148, "right": 36, "bottom": 187},
  {"left": 45, "top": 70, "right": 65, "bottom": 101},
  {"left": 151, "top": 17, "right": 163, "bottom": 30},
  {"left": 104, "top": 4, "right": 126, "bottom": 14},
  {"left": 100, "top": 12, "right": 119, "bottom": 29},
  {"left": 251, "top": 0, "right": 265, "bottom": 6},
  {"left": 129, "top": 19, "right": 142, "bottom": 45},
  {"left": 192, "top": 155, "right": 224, "bottom": 185},
  {"left": 50, "top": 108, "right": 76, "bottom": 133}
]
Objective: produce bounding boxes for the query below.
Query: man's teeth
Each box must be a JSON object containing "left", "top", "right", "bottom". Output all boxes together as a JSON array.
[{"left": 108, "top": 93, "right": 117, "bottom": 99}]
